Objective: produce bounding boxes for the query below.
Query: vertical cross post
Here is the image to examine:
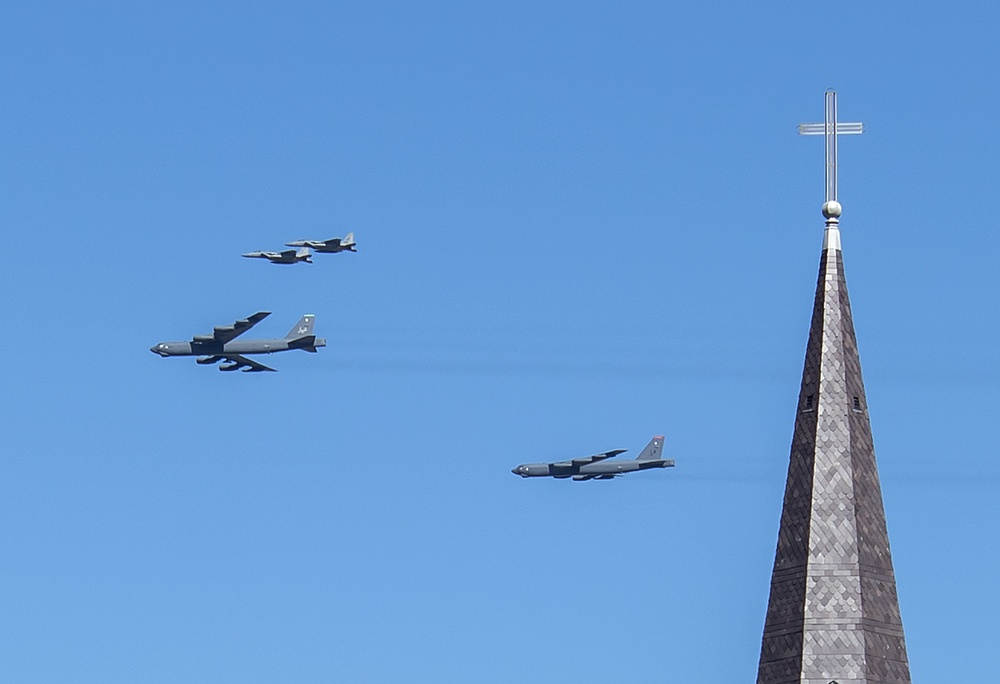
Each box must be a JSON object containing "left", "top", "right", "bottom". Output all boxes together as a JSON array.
[
  {"left": 825, "top": 91, "right": 838, "bottom": 203},
  {"left": 798, "top": 90, "right": 864, "bottom": 215}
]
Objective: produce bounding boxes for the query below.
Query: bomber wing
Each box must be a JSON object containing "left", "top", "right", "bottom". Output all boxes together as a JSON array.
[
  {"left": 192, "top": 312, "right": 271, "bottom": 345},
  {"left": 219, "top": 354, "right": 276, "bottom": 373},
  {"left": 552, "top": 449, "right": 627, "bottom": 468}
]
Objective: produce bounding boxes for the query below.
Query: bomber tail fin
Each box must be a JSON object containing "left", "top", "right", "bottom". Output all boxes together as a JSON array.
[
  {"left": 635, "top": 435, "right": 664, "bottom": 461},
  {"left": 285, "top": 314, "right": 316, "bottom": 340}
]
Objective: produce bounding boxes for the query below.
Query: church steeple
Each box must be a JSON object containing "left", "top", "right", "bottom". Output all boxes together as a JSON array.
[{"left": 756, "top": 93, "right": 910, "bottom": 683}]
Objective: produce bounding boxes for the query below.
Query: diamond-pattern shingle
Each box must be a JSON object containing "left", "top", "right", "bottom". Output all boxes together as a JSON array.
[{"left": 756, "top": 227, "right": 911, "bottom": 683}]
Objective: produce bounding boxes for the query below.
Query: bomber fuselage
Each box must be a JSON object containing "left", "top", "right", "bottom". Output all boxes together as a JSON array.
[
  {"left": 511, "top": 458, "right": 674, "bottom": 479},
  {"left": 150, "top": 338, "right": 327, "bottom": 357}
]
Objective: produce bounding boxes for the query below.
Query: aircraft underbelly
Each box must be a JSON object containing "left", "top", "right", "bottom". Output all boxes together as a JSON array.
[
  {"left": 224, "top": 341, "right": 289, "bottom": 354},
  {"left": 578, "top": 463, "right": 635, "bottom": 475}
]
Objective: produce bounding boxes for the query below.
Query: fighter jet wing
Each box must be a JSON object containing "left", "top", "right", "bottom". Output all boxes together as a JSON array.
[
  {"left": 553, "top": 449, "right": 628, "bottom": 468},
  {"left": 194, "top": 312, "right": 271, "bottom": 345},
  {"left": 222, "top": 354, "right": 277, "bottom": 372}
]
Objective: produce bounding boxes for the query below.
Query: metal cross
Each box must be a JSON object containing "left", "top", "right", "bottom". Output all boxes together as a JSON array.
[{"left": 798, "top": 89, "right": 864, "bottom": 205}]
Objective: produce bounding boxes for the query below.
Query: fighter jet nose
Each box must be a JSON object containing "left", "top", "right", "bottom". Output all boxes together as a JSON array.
[{"left": 511, "top": 467, "right": 519, "bottom": 475}]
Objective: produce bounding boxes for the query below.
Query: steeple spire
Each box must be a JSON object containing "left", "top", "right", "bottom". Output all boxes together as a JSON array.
[{"left": 756, "top": 93, "right": 910, "bottom": 683}]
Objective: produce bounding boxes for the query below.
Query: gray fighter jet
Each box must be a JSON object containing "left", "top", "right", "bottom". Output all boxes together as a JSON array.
[
  {"left": 150, "top": 312, "right": 326, "bottom": 372},
  {"left": 241, "top": 247, "right": 313, "bottom": 264},
  {"left": 511, "top": 435, "right": 674, "bottom": 481},
  {"left": 285, "top": 232, "right": 356, "bottom": 253}
]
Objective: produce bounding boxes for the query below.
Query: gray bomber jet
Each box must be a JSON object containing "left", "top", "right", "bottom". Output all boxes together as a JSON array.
[
  {"left": 242, "top": 247, "right": 313, "bottom": 264},
  {"left": 285, "top": 232, "right": 357, "bottom": 253},
  {"left": 511, "top": 435, "right": 674, "bottom": 481},
  {"left": 150, "top": 311, "right": 325, "bottom": 372}
]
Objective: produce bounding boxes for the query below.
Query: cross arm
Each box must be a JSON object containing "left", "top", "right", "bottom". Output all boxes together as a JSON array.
[{"left": 798, "top": 122, "right": 865, "bottom": 135}]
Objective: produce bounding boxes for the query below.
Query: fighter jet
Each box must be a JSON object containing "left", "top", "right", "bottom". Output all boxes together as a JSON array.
[
  {"left": 511, "top": 436, "right": 674, "bottom": 481},
  {"left": 285, "top": 232, "right": 357, "bottom": 254},
  {"left": 150, "top": 312, "right": 325, "bottom": 372},
  {"left": 241, "top": 247, "right": 313, "bottom": 264}
]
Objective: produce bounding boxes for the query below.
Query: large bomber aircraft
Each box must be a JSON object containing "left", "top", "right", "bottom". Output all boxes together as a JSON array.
[
  {"left": 150, "top": 312, "right": 325, "bottom": 372},
  {"left": 285, "top": 232, "right": 357, "bottom": 253},
  {"left": 511, "top": 436, "right": 674, "bottom": 481}
]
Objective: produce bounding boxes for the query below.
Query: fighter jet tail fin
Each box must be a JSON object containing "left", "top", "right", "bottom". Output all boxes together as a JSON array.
[
  {"left": 635, "top": 435, "right": 665, "bottom": 461},
  {"left": 285, "top": 314, "right": 316, "bottom": 340},
  {"left": 342, "top": 232, "right": 356, "bottom": 249},
  {"left": 297, "top": 247, "right": 313, "bottom": 263}
]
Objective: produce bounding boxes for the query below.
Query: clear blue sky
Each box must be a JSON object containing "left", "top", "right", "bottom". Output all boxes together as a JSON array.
[{"left": 2, "top": 2, "right": 998, "bottom": 681}]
